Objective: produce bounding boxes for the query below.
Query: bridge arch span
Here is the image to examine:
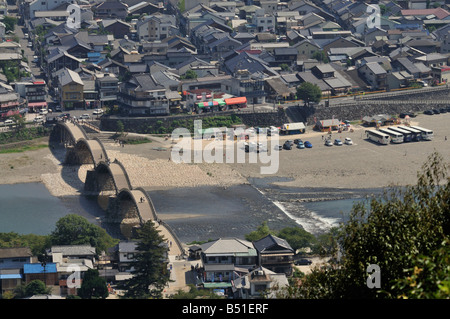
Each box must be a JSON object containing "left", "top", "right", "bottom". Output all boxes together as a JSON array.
[
  {"left": 50, "top": 122, "right": 186, "bottom": 256},
  {"left": 91, "top": 160, "right": 133, "bottom": 194},
  {"left": 116, "top": 188, "right": 154, "bottom": 224},
  {"left": 66, "top": 138, "right": 108, "bottom": 165}
]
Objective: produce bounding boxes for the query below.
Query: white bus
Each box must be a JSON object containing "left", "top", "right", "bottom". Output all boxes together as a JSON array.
[
  {"left": 386, "top": 126, "right": 412, "bottom": 142},
  {"left": 410, "top": 126, "right": 434, "bottom": 141},
  {"left": 378, "top": 128, "right": 404, "bottom": 144},
  {"left": 397, "top": 126, "right": 422, "bottom": 142},
  {"left": 366, "top": 130, "right": 390, "bottom": 145}
]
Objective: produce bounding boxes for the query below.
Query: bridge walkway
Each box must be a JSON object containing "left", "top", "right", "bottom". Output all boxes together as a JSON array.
[{"left": 56, "top": 122, "right": 185, "bottom": 260}]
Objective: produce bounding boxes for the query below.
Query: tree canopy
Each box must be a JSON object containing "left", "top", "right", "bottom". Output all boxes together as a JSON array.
[
  {"left": 296, "top": 82, "right": 322, "bottom": 106},
  {"left": 121, "top": 221, "right": 170, "bottom": 299},
  {"left": 278, "top": 151, "right": 450, "bottom": 299},
  {"left": 50, "top": 214, "right": 118, "bottom": 254},
  {"left": 78, "top": 269, "right": 109, "bottom": 299}
]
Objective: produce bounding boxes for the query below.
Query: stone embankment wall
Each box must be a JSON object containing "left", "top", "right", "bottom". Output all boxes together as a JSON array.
[
  {"left": 100, "top": 109, "right": 289, "bottom": 133},
  {"left": 99, "top": 87, "right": 450, "bottom": 131},
  {"left": 300, "top": 87, "right": 450, "bottom": 125}
]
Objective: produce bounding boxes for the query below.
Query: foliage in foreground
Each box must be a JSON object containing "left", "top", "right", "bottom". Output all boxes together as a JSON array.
[
  {"left": 278, "top": 151, "right": 450, "bottom": 299},
  {"left": 50, "top": 214, "right": 119, "bottom": 255},
  {"left": 120, "top": 221, "right": 170, "bottom": 299}
]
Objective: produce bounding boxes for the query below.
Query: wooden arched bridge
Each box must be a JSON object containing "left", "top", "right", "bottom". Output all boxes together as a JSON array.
[{"left": 50, "top": 121, "right": 184, "bottom": 257}]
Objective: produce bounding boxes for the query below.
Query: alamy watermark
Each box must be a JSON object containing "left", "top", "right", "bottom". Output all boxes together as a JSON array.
[
  {"left": 66, "top": 4, "right": 81, "bottom": 30},
  {"left": 366, "top": 264, "right": 381, "bottom": 289},
  {"left": 366, "top": 4, "right": 381, "bottom": 29},
  {"left": 170, "top": 120, "right": 280, "bottom": 174},
  {"left": 66, "top": 264, "right": 81, "bottom": 289}
]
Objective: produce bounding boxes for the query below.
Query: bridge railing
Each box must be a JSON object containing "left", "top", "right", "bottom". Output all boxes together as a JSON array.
[
  {"left": 112, "top": 159, "right": 133, "bottom": 190},
  {"left": 135, "top": 187, "right": 158, "bottom": 220},
  {"left": 159, "top": 219, "right": 186, "bottom": 258},
  {"left": 93, "top": 136, "right": 110, "bottom": 162}
]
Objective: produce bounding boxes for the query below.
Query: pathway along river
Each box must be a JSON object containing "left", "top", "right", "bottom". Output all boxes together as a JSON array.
[{"left": 0, "top": 178, "right": 381, "bottom": 243}]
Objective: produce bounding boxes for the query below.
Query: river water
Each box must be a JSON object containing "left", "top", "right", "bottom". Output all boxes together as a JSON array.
[
  {"left": 0, "top": 183, "right": 102, "bottom": 235},
  {"left": 0, "top": 180, "right": 381, "bottom": 242}
]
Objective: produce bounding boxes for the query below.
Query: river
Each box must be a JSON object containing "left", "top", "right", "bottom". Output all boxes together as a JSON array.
[
  {"left": 0, "top": 180, "right": 381, "bottom": 242},
  {"left": 0, "top": 183, "right": 102, "bottom": 235}
]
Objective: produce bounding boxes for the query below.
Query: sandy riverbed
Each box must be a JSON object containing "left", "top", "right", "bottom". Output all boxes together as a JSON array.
[{"left": 1, "top": 113, "right": 449, "bottom": 197}]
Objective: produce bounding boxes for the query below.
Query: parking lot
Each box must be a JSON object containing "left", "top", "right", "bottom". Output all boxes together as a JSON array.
[{"left": 226, "top": 112, "right": 450, "bottom": 190}]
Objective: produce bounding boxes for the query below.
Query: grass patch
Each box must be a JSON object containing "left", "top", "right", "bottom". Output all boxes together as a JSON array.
[
  {"left": 122, "top": 138, "right": 152, "bottom": 145},
  {"left": 0, "top": 144, "right": 48, "bottom": 154}
]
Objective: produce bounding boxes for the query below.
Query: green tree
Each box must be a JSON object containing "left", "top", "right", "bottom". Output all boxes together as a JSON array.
[
  {"left": 78, "top": 269, "right": 109, "bottom": 299},
  {"left": 392, "top": 239, "right": 450, "bottom": 299},
  {"left": 2, "top": 16, "right": 17, "bottom": 32},
  {"left": 170, "top": 284, "right": 223, "bottom": 299},
  {"left": 121, "top": 221, "right": 170, "bottom": 299},
  {"left": 277, "top": 227, "right": 318, "bottom": 253},
  {"left": 116, "top": 120, "right": 124, "bottom": 137},
  {"left": 312, "top": 51, "right": 329, "bottom": 63},
  {"left": 296, "top": 82, "right": 322, "bottom": 106},
  {"left": 280, "top": 151, "right": 450, "bottom": 299},
  {"left": 314, "top": 227, "right": 340, "bottom": 256},
  {"left": 50, "top": 214, "right": 118, "bottom": 254},
  {"left": 245, "top": 221, "right": 275, "bottom": 242},
  {"left": 0, "top": 232, "right": 50, "bottom": 256},
  {"left": 180, "top": 69, "right": 198, "bottom": 80},
  {"left": 279, "top": 63, "right": 290, "bottom": 72},
  {"left": 24, "top": 280, "right": 51, "bottom": 297}
]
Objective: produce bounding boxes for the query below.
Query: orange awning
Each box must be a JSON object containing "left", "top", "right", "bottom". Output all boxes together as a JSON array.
[{"left": 225, "top": 97, "right": 247, "bottom": 105}]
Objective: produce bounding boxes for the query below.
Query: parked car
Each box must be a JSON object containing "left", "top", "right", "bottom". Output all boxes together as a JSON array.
[
  {"left": 439, "top": 108, "right": 447, "bottom": 113},
  {"left": 304, "top": 141, "right": 312, "bottom": 148},
  {"left": 294, "top": 258, "right": 312, "bottom": 265},
  {"left": 27, "top": 42, "right": 32, "bottom": 47},
  {"left": 4, "top": 119, "right": 14, "bottom": 125},
  {"left": 55, "top": 105, "right": 62, "bottom": 112},
  {"left": 334, "top": 139, "right": 343, "bottom": 146},
  {"left": 432, "top": 109, "right": 440, "bottom": 114},
  {"left": 93, "top": 108, "right": 104, "bottom": 115},
  {"left": 79, "top": 114, "right": 90, "bottom": 119},
  {"left": 33, "top": 116, "right": 44, "bottom": 123},
  {"left": 274, "top": 144, "right": 283, "bottom": 150},
  {"left": 294, "top": 139, "right": 303, "bottom": 145},
  {"left": 286, "top": 140, "right": 294, "bottom": 146},
  {"left": 39, "top": 108, "right": 48, "bottom": 115},
  {"left": 344, "top": 137, "right": 353, "bottom": 145},
  {"left": 399, "top": 112, "right": 415, "bottom": 118},
  {"left": 297, "top": 141, "right": 305, "bottom": 149},
  {"left": 324, "top": 139, "right": 333, "bottom": 146},
  {"left": 424, "top": 110, "right": 434, "bottom": 115},
  {"left": 58, "top": 113, "right": 70, "bottom": 120},
  {"left": 283, "top": 141, "right": 292, "bottom": 150}
]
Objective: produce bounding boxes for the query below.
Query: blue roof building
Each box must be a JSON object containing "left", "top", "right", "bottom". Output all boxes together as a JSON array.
[{"left": 24, "top": 263, "right": 57, "bottom": 274}]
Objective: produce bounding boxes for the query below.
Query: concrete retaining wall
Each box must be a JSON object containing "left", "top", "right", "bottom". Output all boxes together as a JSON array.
[
  {"left": 98, "top": 88, "right": 450, "bottom": 131},
  {"left": 100, "top": 109, "right": 289, "bottom": 133}
]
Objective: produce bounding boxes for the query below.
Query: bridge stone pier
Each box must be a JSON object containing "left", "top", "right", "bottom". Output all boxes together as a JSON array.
[{"left": 50, "top": 121, "right": 185, "bottom": 257}]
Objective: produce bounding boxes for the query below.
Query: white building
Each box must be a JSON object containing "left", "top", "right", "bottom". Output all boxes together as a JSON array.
[
  {"left": 136, "top": 14, "right": 177, "bottom": 41},
  {"left": 29, "top": 0, "right": 75, "bottom": 20},
  {"left": 253, "top": 9, "right": 276, "bottom": 33}
]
